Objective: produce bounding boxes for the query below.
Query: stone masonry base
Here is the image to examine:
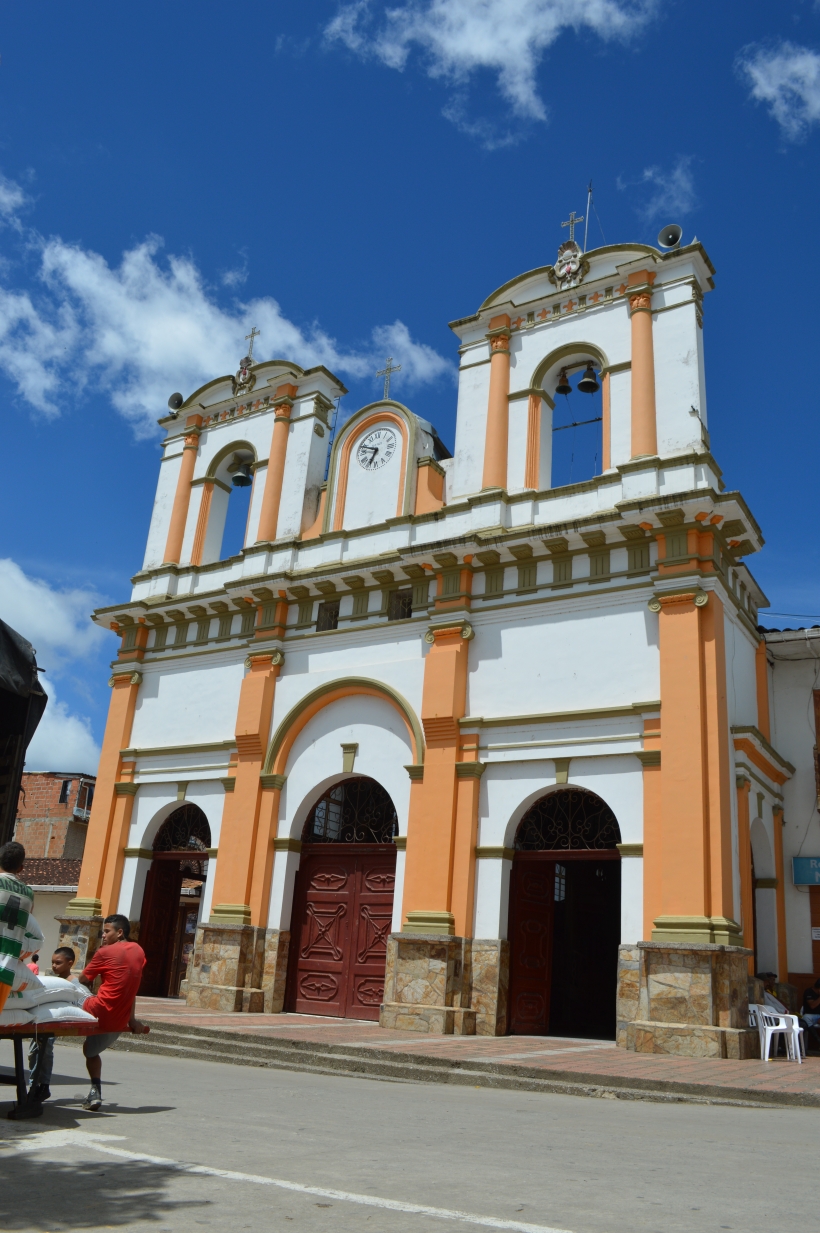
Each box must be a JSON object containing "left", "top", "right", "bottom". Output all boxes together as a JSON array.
[
  {"left": 379, "top": 934, "right": 509, "bottom": 1036},
  {"left": 184, "top": 923, "right": 289, "bottom": 1014},
  {"left": 617, "top": 940, "right": 759, "bottom": 1059}
]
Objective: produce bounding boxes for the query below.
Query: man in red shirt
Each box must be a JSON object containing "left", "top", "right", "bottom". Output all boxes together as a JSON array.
[{"left": 79, "top": 914, "right": 149, "bottom": 1111}]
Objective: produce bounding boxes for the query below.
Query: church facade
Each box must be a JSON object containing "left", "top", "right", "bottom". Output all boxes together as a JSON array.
[{"left": 64, "top": 237, "right": 806, "bottom": 1053}]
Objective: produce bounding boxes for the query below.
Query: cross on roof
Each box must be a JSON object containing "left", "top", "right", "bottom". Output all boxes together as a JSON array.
[
  {"left": 561, "top": 211, "right": 584, "bottom": 243},
  {"left": 376, "top": 356, "right": 401, "bottom": 399},
  {"left": 244, "top": 325, "right": 260, "bottom": 360}
]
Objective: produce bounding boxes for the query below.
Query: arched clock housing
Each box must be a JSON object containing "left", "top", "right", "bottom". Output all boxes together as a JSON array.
[{"left": 324, "top": 401, "right": 450, "bottom": 533}]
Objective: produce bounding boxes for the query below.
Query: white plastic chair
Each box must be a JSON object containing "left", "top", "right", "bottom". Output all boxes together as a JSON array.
[{"left": 749, "top": 1004, "right": 804, "bottom": 1062}]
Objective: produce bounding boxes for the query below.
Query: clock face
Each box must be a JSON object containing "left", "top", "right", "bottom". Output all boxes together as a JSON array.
[{"left": 356, "top": 427, "right": 397, "bottom": 471}]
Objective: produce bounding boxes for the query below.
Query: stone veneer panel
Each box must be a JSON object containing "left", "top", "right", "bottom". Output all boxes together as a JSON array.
[
  {"left": 185, "top": 923, "right": 289, "bottom": 1014},
  {"left": 615, "top": 945, "right": 640, "bottom": 1049},
  {"left": 381, "top": 935, "right": 506, "bottom": 1036},
  {"left": 56, "top": 916, "right": 103, "bottom": 972},
  {"left": 470, "top": 939, "right": 509, "bottom": 1036}
]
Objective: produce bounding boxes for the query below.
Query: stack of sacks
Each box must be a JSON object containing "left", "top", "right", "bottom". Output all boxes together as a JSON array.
[{"left": 1, "top": 976, "right": 96, "bottom": 1026}]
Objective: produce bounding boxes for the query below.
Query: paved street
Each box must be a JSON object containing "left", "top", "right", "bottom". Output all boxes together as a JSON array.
[{"left": 0, "top": 1044, "right": 816, "bottom": 1233}]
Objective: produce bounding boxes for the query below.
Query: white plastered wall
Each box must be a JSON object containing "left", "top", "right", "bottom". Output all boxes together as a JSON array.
[
  {"left": 276, "top": 408, "right": 330, "bottom": 539},
  {"left": 143, "top": 451, "right": 183, "bottom": 569},
  {"left": 266, "top": 694, "right": 413, "bottom": 933},
  {"left": 653, "top": 298, "right": 706, "bottom": 456},
  {"left": 451, "top": 360, "right": 490, "bottom": 498},
  {"left": 129, "top": 658, "right": 245, "bottom": 750}
]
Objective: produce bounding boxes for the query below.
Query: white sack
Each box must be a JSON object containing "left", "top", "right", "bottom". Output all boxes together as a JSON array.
[
  {"left": 10, "top": 961, "right": 43, "bottom": 994},
  {"left": 29, "top": 1003, "right": 97, "bottom": 1024},
  {"left": 0, "top": 1008, "right": 33, "bottom": 1025}
]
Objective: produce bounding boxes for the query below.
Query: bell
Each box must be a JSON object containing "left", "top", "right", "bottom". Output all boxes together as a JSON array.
[
  {"left": 232, "top": 463, "right": 253, "bottom": 488},
  {"left": 577, "top": 362, "right": 600, "bottom": 394},
  {"left": 555, "top": 368, "right": 572, "bottom": 397}
]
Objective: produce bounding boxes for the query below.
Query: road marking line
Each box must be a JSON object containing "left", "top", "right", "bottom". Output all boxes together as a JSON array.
[{"left": 2, "top": 1128, "right": 574, "bottom": 1233}]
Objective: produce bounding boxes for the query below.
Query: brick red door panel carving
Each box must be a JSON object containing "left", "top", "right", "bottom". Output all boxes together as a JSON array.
[
  {"left": 508, "top": 857, "right": 555, "bottom": 1034},
  {"left": 286, "top": 844, "right": 396, "bottom": 1020}
]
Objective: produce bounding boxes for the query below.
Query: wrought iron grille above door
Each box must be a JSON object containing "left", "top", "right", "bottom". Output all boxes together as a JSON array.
[
  {"left": 303, "top": 777, "right": 398, "bottom": 845},
  {"left": 514, "top": 788, "right": 621, "bottom": 851}
]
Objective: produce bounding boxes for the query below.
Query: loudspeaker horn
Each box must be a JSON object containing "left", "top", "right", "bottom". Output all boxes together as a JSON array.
[
  {"left": 167, "top": 392, "right": 184, "bottom": 411},
  {"left": 657, "top": 224, "right": 682, "bottom": 250}
]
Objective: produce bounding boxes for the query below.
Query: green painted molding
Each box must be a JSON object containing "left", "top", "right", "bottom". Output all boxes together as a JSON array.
[
  {"left": 260, "top": 773, "right": 287, "bottom": 791},
  {"left": 220, "top": 777, "right": 236, "bottom": 792},
  {"left": 264, "top": 678, "right": 424, "bottom": 773},
  {"left": 273, "top": 837, "right": 301, "bottom": 853},
  {"left": 63, "top": 896, "right": 103, "bottom": 919},
  {"left": 114, "top": 782, "right": 138, "bottom": 796},
  {"left": 123, "top": 847, "right": 153, "bottom": 859},
  {"left": 404, "top": 764, "right": 424, "bottom": 782},
  {"left": 754, "top": 877, "right": 777, "bottom": 890},
  {"left": 459, "top": 701, "right": 661, "bottom": 729},
  {"left": 455, "top": 762, "right": 486, "bottom": 779},
  {"left": 616, "top": 843, "right": 644, "bottom": 857},
  {"left": 209, "top": 903, "right": 252, "bottom": 925},
  {"left": 394, "top": 836, "right": 407, "bottom": 851},
  {"left": 636, "top": 751, "right": 661, "bottom": 767},
  {"left": 120, "top": 739, "right": 236, "bottom": 758},
  {"left": 475, "top": 846, "right": 515, "bottom": 861},
  {"left": 402, "top": 910, "right": 455, "bottom": 936},
  {"left": 206, "top": 848, "right": 218, "bottom": 858},
  {"left": 731, "top": 725, "right": 795, "bottom": 775}
]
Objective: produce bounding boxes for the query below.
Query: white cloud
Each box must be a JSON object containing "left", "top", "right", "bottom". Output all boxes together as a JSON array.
[
  {"left": 24, "top": 681, "right": 101, "bottom": 775},
  {"left": 326, "top": 0, "right": 656, "bottom": 129},
  {"left": 0, "top": 559, "right": 106, "bottom": 774},
  {"left": 0, "top": 178, "right": 454, "bottom": 437},
  {"left": 618, "top": 155, "right": 697, "bottom": 225},
  {"left": 737, "top": 41, "right": 820, "bottom": 141}
]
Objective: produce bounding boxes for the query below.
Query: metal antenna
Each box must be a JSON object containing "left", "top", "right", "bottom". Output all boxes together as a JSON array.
[
  {"left": 375, "top": 356, "right": 401, "bottom": 400},
  {"left": 583, "top": 182, "right": 592, "bottom": 253}
]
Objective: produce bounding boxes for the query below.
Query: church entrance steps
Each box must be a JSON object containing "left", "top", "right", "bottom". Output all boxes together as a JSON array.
[{"left": 54, "top": 999, "right": 820, "bottom": 1110}]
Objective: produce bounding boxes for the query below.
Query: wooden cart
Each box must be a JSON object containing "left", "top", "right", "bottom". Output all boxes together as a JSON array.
[{"left": 0, "top": 1021, "right": 100, "bottom": 1120}]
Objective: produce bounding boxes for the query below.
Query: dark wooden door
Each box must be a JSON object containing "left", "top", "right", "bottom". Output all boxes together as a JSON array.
[
  {"left": 286, "top": 845, "right": 396, "bottom": 1020},
  {"left": 508, "top": 857, "right": 555, "bottom": 1034},
  {"left": 139, "top": 860, "right": 183, "bottom": 997}
]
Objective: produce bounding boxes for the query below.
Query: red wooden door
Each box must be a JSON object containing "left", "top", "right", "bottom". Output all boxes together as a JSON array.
[
  {"left": 139, "top": 860, "right": 183, "bottom": 997},
  {"left": 508, "top": 856, "right": 555, "bottom": 1034},
  {"left": 287, "top": 845, "right": 396, "bottom": 1020}
]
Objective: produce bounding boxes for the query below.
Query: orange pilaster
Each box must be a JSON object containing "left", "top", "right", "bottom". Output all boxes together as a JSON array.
[
  {"left": 628, "top": 271, "right": 657, "bottom": 459},
  {"left": 772, "top": 807, "right": 789, "bottom": 980},
  {"left": 524, "top": 393, "right": 541, "bottom": 489},
  {"left": 755, "top": 639, "right": 771, "bottom": 741},
  {"left": 450, "top": 733, "right": 483, "bottom": 938},
  {"left": 71, "top": 672, "right": 142, "bottom": 916},
  {"left": 248, "top": 780, "right": 284, "bottom": 925},
  {"left": 601, "top": 371, "right": 611, "bottom": 471},
  {"left": 401, "top": 624, "right": 471, "bottom": 929},
  {"left": 163, "top": 416, "right": 202, "bottom": 565},
  {"left": 653, "top": 590, "right": 739, "bottom": 944},
  {"left": 209, "top": 644, "right": 283, "bottom": 923},
  {"left": 191, "top": 480, "right": 215, "bottom": 566},
  {"left": 640, "top": 718, "right": 662, "bottom": 940},
  {"left": 414, "top": 458, "right": 445, "bottom": 515},
  {"left": 736, "top": 776, "right": 755, "bottom": 973},
  {"left": 256, "top": 384, "right": 297, "bottom": 543},
  {"left": 482, "top": 315, "right": 511, "bottom": 491}
]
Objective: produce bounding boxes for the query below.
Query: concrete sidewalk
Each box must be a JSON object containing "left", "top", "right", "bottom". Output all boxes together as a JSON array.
[{"left": 82, "top": 997, "right": 820, "bottom": 1109}]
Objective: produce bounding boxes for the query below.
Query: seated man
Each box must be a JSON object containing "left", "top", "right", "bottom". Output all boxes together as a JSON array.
[
  {"left": 79, "top": 914, "right": 149, "bottom": 1112},
  {"left": 27, "top": 945, "right": 80, "bottom": 1102}
]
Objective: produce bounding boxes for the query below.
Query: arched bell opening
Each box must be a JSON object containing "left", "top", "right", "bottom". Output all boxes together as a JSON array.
[
  {"left": 508, "top": 787, "right": 621, "bottom": 1040},
  {"left": 197, "top": 439, "right": 258, "bottom": 564},
  {"left": 286, "top": 776, "right": 398, "bottom": 1021},
  {"left": 138, "top": 803, "right": 211, "bottom": 998},
  {"left": 531, "top": 343, "right": 608, "bottom": 491}
]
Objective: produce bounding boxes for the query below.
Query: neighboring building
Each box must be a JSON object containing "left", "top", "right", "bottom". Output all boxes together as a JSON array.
[
  {"left": 13, "top": 772, "right": 94, "bottom": 969},
  {"left": 62, "top": 235, "right": 815, "bottom": 1053},
  {"left": 15, "top": 771, "right": 95, "bottom": 858}
]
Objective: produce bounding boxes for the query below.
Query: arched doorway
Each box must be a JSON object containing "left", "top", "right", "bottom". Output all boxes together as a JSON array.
[
  {"left": 139, "top": 804, "right": 211, "bottom": 998},
  {"left": 285, "top": 777, "right": 397, "bottom": 1021},
  {"left": 508, "top": 788, "right": 621, "bottom": 1039}
]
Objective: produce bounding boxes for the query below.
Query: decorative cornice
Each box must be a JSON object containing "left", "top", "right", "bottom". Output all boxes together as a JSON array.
[
  {"left": 405, "top": 764, "right": 424, "bottom": 782},
  {"left": 123, "top": 847, "right": 153, "bottom": 859},
  {"left": 424, "top": 619, "right": 474, "bottom": 643},
  {"left": 455, "top": 761, "right": 486, "bottom": 779},
  {"left": 475, "top": 846, "right": 515, "bottom": 860},
  {"left": 273, "top": 837, "right": 301, "bottom": 853},
  {"left": 114, "top": 782, "right": 139, "bottom": 796},
  {"left": 260, "top": 773, "right": 287, "bottom": 791},
  {"left": 636, "top": 751, "right": 661, "bottom": 767},
  {"left": 616, "top": 843, "right": 644, "bottom": 857},
  {"left": 220, "top": 777, "right": 236, "bottom": 792},
  {"left": 394, "top": 835, "right": 407, "bottom": 851}
]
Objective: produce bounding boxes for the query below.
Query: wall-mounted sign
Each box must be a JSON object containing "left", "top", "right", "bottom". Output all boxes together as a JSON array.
[{"left": 792, "top": 857, "right": 820, "bottom": 885}]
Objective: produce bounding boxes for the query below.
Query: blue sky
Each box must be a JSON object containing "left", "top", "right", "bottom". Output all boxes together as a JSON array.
[{"left": 1, "top": 1, "right": 818, "bottom": 772}]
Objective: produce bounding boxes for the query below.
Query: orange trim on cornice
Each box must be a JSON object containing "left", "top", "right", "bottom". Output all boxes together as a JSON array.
[
  {"left": 270, "top": 682, "right": 422, "bottom": 776},
  {"left": 332, "top": 410, "right": 409, "bottom": 531},
  {"left": 733, "top": 737, "right": 787, "bottom": 786}
]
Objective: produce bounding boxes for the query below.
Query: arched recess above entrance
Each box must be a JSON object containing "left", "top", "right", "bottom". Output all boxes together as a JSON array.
[
  {"left": 195, "top": 438, "right": 259, "bottom": 565},
  {"left": 269, "top": 687, "right": 418, "bottom": 843},
  {"left": 128, "top": 784, "right": 225, "bottom": 854},
  {"left": 512, "top": 785, "right": 622, "bottom": 852},
  {"left": 500, "top": 781, "right": 622, "bottom": 851}
]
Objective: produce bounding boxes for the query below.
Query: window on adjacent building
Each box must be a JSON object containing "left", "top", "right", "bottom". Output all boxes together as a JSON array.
[
  {"left": 388, "top": 589, "right": 413, "bottom": 621},
  {"left": 316, "top": 600, "right": 340, "bottom": 632},
  {"left": 59, "top": 780, "right": 71, "bottom": 803}
]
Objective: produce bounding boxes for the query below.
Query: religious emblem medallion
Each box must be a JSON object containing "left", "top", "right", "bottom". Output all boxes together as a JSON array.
[
  {"left": 550, "top": 240, "right": 589, "bottom": 291},
  {"left": 231, "top": 355, "right": 256, "bottom": 396}
]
